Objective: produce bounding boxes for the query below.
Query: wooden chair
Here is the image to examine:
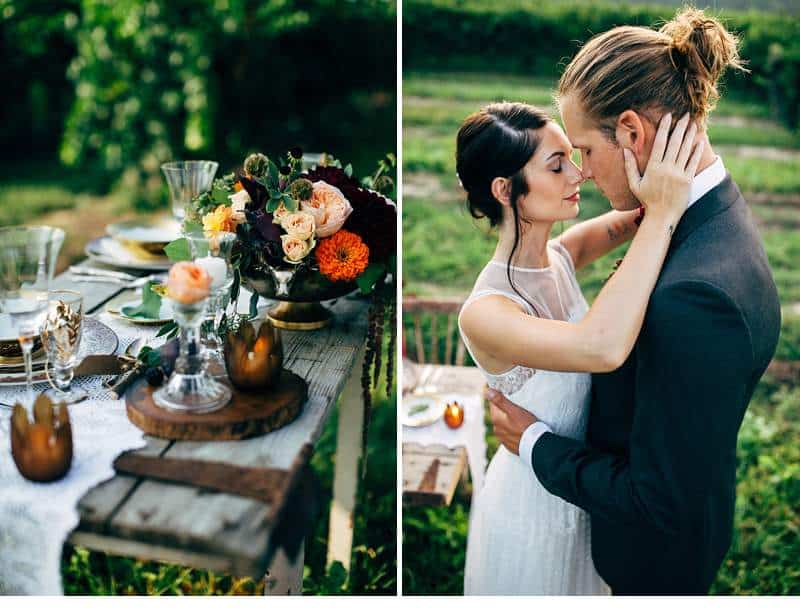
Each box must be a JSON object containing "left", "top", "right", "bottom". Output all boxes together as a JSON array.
[
  {"left": 403, "top": 295, "right": 468, "bottom": 366},
  {"left": 402, "top": 296, "right": 485, "bottom": 507}
]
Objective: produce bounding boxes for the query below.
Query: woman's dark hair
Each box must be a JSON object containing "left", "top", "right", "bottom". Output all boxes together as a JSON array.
[{"left": 456, "top": 102, "right": 550, "bottom": 309}]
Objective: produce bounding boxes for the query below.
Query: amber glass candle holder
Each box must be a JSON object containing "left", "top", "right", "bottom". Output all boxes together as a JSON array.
[
  {"left": 10, "top": 394, "right": 73, "bottom": 482},
  {"left": 224, "top": 318, "right": 283, "bottom": 392}
]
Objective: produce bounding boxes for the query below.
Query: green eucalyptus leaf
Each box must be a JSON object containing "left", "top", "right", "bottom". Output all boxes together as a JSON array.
[
  {"left": 211, "top": 184, "right": 230, "bottom": 204},
  {"left": 356, "top": 263, "right": 386, "bottom": 294},
  {"left": 183, "top": 220, "right": 203, "bottom": 235},
  {"left": 121, "top": 281, "right": 163, "bottom": 319},
  {"left": 267, "top": 159, "right": 280, "bottom": 189},
  {"left": 281, "top": 193, "right": 298, "bottom": 211},
  {"left": 249, "top": 291, "right": 260, "bottom": 319},
  {"left": 156, "top": 320, "right": 178, "bottom": 338},
  {"left": 164, "top": 237, "right": 191, "bottom": 262}
]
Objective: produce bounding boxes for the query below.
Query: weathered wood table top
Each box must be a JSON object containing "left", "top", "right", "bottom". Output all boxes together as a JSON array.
[{"left": 47, "top": 264, "right": 369, "bottom": 579}]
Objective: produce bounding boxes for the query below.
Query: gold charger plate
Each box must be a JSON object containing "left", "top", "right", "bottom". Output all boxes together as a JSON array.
[{"left": 107, "top": 218, "right": 181, "bottom": 260}]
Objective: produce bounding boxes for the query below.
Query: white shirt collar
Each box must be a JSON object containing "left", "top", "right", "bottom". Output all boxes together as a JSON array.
[{"left": 688, "top": 155, "right": 726, "bottom": 208}]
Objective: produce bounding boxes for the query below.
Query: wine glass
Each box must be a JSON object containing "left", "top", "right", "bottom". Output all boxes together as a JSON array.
[
  {"left": 42, "top": 289, "right": 87, "bottom": 404},
  {"left": 161, "top": 160, "right": 219, "bottom": 224},
  {"left": 186, "top": 231, "right": 236, "bottom": 378},
  {"left": 0, "top": 226, "right": 65, "bottom": 410}
]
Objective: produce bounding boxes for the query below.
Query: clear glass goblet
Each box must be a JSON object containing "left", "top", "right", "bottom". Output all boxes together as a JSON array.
[
  {"left": 0, "top": 226, "right": 64, "bottom": 411},
  {"left": 42, "top": 290, "right": 87, "bottom": 404},
  {"left": 161, "top": 160, "right": 219, "bottom": 224},
  {"left": 186, "top": 231, "right": 236, "bottom": 379}
]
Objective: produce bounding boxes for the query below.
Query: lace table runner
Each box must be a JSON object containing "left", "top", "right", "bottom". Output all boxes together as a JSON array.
[{"left": 0, "top": 312, "right": 166, "bottom": 594}]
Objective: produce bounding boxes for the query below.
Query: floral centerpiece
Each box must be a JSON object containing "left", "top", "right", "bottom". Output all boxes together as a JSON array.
[{"left": 167, "top": 149, "right": 396, "bottom": 447}]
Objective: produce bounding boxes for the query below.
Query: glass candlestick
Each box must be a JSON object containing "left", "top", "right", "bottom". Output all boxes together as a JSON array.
[
  {"left": 187, "top": 232, "right": 236, "bottom": 379},
  {"left": 152, "top": 297, "right": 231, "bottom": 414}
]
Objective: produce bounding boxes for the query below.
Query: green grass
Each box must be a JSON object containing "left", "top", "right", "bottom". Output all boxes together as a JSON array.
[{"left": 402, "top": 68, "right": 800, "bottom": 595}]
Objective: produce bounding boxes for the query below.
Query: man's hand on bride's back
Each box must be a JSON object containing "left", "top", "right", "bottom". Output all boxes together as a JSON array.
[
  {"left": 485, "top": 387, "right": 537, "bottom": 456},
  {"left": 624, "top": 112, "right": 705, "bottom": 226}
]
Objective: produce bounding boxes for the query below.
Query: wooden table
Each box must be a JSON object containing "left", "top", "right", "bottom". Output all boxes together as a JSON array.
[
  {"left": 50, "top": 264, "right": 370, "bottom": 594},
  {"left": 401, "top": 364, "right": 485, "bottom": 507}
]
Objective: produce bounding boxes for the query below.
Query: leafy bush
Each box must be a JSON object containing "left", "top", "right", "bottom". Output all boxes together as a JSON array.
[
  {"left": 1, "top": 0, "right": 396, "bottom": 206},
  {"left": 403, "top": 0, "right": 800, "bottom": 130}
]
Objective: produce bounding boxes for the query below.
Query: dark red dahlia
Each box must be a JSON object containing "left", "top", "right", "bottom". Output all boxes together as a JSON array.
[
  {"left": 304, "top": 166, "right": 361, "bottom": 193},
  {"left": 343, "top": 187, "right": 396, "bottom": 263}
]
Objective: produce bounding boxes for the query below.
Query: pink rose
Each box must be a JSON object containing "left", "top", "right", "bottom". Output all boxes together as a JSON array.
[
  {"left": 167, "top": 261, "right": 212, "bottom": 304},
  {"left": 281, "top": 211, "right": 316, "bottom": 241},
  {"left": 301, "top": 180, "right": 353, "bottom": 238}
]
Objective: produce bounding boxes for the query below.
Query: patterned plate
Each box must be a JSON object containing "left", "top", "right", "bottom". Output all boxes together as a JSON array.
[{"left": 0, "top": 317, "right": 119, "bottom": 385}]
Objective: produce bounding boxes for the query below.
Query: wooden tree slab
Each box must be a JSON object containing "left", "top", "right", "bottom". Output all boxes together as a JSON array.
[{"left": 126, "top": 370, "right": 307, "bottom": 440}]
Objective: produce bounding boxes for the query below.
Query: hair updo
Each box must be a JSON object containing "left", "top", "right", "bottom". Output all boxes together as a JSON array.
[
  {"left": 558, "top": 6, "right": 748, "bottom": 138},
  {"left": 456, "top": 102, "right": 551, "bottom": 310},
  {"left": 456, "top": 102, "right": 550, "bottom": 226}
]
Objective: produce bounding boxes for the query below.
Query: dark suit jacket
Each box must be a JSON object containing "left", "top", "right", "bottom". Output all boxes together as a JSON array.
[{"left": 530, "top": 175, "right": 781, "bottom": 595}]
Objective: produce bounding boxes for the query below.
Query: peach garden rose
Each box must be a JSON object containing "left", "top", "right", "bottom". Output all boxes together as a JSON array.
[
  {"left": 281, "top": 235, "right": 313, "bottom": 264},
  {"left": 167, "top": 261, "right": 212, "bottom": 304},
  {"left": 281, "top": 211, "right": 316, "bottom": 241},
  {"left": 301, "top": 180, "right": 353, "bottom": 238}
]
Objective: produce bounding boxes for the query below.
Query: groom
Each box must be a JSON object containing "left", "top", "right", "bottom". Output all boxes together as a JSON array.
[{"left": 487, "top": 21, "right": 782, "bottom": 595}]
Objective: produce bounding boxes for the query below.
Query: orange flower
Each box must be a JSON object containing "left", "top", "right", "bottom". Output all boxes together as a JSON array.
[
  {"left": 234, "top": 181, "right": 243, "bottom": 192},
  {"left": 316, "top": 230, "right": 370, "bottom": 282}
]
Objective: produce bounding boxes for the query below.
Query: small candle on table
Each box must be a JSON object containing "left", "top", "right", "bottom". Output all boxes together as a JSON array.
[
  {"left": 194, "top": 256, "right": 228, "bottom": 290},
  {"left": 444, "top": 400, "right": 464, "bottom": 429}
]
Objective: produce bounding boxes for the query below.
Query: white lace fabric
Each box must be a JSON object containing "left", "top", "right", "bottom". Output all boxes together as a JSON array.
[
  {"left": 0, "top": 312, "right": 166, "bottom": 595},
  {"left": 458, "top": 240, "right": 610, "bottom": 595}
]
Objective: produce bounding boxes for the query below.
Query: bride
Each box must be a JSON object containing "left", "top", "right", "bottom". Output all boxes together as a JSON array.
[{"left": 457, "top": 102, "right": 702, "bottom": 594}]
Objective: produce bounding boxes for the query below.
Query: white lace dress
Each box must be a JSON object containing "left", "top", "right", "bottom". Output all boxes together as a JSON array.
[{"left": 458, "top": 240, "right": 609, "bottom": 595}]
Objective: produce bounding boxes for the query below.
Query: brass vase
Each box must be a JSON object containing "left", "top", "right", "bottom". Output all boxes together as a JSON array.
[
  {"left": 241, "top": 265, "right": 356, "bottom": 331},
  {"left": 224, "top": 318, "right": 284, "bottom": 391}
]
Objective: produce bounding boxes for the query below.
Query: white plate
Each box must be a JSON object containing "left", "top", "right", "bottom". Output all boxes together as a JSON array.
[
  {"left": 107, "top": 218, "right": 181, "bottom": 244},
  {"left": 107, "top": 298, "right": 174, "bottom": 325},
  {"left": 0, "top": 318, "right": 119, "bottom": 385},
  {"left": 401, "top": 393, "right": 445, "bottom": 428},
  {"left": 85, "top": 236, "right": 172, "bottom": 271}
]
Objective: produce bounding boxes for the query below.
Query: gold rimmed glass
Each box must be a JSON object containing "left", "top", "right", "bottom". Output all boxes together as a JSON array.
[{"left": 42, "top": 289, "right": 87, "bottom": 404}]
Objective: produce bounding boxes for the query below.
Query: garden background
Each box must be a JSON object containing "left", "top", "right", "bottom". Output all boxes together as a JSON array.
[
  {"left": 402, "top": 0, "right": 800, "bottom": 595},
  {"left": 1, "top": 0, "right": 397, "bottom": 595}
]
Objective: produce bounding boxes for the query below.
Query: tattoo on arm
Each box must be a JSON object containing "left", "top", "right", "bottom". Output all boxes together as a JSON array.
[{"left": 607, "top": 222, "right": 633, "bottom": 242}]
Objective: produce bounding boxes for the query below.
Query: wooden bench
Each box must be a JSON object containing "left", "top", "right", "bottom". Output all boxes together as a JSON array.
[{"left": 402, "top": 297, "right": 486, "bottom": 507}]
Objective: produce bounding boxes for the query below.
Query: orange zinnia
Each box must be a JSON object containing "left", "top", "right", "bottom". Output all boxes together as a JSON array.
[{"left": 316, "top": 230, "right": 370, "bottom": 282}]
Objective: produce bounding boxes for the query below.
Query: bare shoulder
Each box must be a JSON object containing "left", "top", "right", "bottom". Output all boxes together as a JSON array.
[{"left": 459, "top": 294, "right": 528, "bottom": 342}]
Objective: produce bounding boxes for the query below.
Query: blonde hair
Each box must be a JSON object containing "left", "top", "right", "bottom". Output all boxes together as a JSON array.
[{"left": 558, "top": 6, "right": 748, "bottom": 137}]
